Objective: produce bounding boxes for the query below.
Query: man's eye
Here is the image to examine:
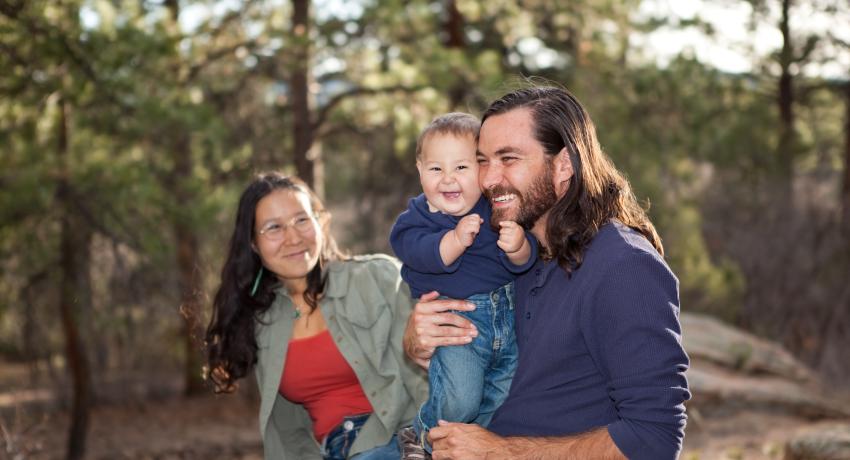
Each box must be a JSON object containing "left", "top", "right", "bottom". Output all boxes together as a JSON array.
[
  {"left": 477, "top": 158, "right": 488, "bottom": 165},
  {"left": 502, "top": 157, "right": 518, "bottom": 164}
]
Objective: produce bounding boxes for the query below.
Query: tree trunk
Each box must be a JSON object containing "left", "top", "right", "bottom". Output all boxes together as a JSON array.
[
  {"left": 291, "top": 0, "right": 314, "bottom": 187},
  {"left": 164, "top": 0, "right": 205, "bottom": 396},
  {"left": 56, "top": 94, "right": 93, "bottom": 460},
  {"left": 444, "top": 0, "right": 467, "bottom": 109},
  {"left": 173, "top": 135, "right": 206, "bottom": 396},
  {"left": 842, "top": 82, "right": 850, "bottom": 228},
  {"left": 777, "top": 0, "right": 796, "bottom": 193}
]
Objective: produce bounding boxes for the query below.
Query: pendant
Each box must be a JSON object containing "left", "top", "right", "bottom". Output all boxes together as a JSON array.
[{"left": 293, "top": 309, "right": 301, "bottom": 319}]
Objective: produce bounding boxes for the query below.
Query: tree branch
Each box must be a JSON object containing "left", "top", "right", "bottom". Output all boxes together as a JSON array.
[
  {"left": 312, "top": 84, "right": 425, "bottom": 132},
  {"left": 183, "top": 39, "right": 258, "bottom": 82}
]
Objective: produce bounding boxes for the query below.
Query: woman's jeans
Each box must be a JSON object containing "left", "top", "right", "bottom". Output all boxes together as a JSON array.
[
  {"left": 412, "top": 283, "right": 518, "bottom": 450},
  {"left": 321, "top": 413, "right": 400, "bottom": 460}
]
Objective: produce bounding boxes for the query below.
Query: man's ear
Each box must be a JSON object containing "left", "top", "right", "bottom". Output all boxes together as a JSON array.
[{"left": 553, "top": 147, "right": 574, "bottom": 188}]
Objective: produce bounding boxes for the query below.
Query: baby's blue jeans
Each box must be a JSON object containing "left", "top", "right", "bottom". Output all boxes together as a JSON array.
[{"left": 412, "top": 283, "right": 518, "bottom": 451}]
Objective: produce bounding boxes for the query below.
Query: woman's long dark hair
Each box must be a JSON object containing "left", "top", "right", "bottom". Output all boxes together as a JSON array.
[
  {"left": 482, "top": 86, "right": 663, "bottom": 274},
  {"left": 205, "top": 172, "right": 345, "bottom": 393}
]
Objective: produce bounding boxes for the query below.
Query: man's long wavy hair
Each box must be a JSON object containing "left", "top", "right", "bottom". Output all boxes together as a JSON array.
[
  {"left": 205, "top": 172, "right": 345, "bottom": 393},
  {"left": 481, "top": 86, "right": 663, "bottom": 273}
]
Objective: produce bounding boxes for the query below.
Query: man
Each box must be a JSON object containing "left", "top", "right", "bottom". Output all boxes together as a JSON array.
[{"left": 403, "top": 86, "right": 690, "bottom": 459}]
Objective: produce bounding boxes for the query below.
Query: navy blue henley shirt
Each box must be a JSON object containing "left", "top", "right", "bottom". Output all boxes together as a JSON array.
[{"left": 488, "top": 222, "right": 691, "bottom": 459}]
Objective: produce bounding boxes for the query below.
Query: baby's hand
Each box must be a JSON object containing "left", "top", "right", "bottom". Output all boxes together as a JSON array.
[
  {"left": 454, "top": 214, "right": 482, "bottom": 248},
  {"left": 497, "top": 221, "right": 526, "bottom": 254}
]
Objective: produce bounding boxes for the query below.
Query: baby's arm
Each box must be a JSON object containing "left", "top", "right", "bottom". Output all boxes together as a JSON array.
[
  {"left": 440, "top": 214, "right": 482, "bottom": 266},
  {"left": 391, "top": 205, "right": 458, "bottom": 273},
  {"left": 497, "top": 221, "right": 532, "bottom": 266}
]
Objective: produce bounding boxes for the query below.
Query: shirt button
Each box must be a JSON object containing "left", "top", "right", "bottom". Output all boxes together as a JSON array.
[
  {"left": 535, "top": 269, "right": 541, "bottom": 276},
  {"left": 531, "top": 289, "right": 538, "bottom": 296},
  {"left": 371, "top": 391, "right": 377, "bottom": 397},
  {"left": 525, "top": 312, "right": 531, "bottom": 319},
  {"left": 381, "top": 410, "right": 387, "bottom": 416}
]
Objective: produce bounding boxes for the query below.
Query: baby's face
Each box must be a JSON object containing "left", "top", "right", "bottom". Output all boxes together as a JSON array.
[{"left": 416, "top": 133, "right": 481, "bottom": 216}]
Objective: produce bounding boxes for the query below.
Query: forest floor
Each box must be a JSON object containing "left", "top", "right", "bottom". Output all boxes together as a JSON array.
[{"left": 0, "top": 361, "right": 846, "bottom": 460}]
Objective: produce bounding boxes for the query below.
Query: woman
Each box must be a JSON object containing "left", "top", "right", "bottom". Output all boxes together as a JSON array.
[{"left": 205, "top": 173, "right": 427, "bottom": 459}]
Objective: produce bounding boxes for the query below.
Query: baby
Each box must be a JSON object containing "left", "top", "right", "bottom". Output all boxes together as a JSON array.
[{"left": 390, "top": 112, "right": 537, "bottom": 458}]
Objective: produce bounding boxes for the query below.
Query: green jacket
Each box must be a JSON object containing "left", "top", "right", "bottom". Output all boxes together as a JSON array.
[{"left": 255, "top": 254, "right": 428, "bottom": 459}]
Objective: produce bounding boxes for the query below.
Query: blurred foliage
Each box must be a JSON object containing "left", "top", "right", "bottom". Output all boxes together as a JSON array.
[{"left": 0, "top": 0, "right": 848, "bottom": 392}]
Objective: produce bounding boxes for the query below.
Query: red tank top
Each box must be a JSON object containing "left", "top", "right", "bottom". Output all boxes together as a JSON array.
[{"left": 279, "top": 330, "right": 373, "bottom": 441}]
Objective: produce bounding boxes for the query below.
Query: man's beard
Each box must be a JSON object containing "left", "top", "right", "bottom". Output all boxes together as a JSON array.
[{"left": 483, "top": 163, "right": 558, "bottom": 231}]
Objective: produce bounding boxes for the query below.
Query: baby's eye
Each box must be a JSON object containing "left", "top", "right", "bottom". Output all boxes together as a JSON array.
[
  {"left": 429, "top": 166, "right": 441, "bottom": 172},
  {"left": 457, "top": 165, "right": 468, "bottom": 170}
]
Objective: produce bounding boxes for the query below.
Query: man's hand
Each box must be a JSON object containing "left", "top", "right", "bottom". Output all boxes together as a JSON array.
[
  {"left": 430, "top": 422, "right": 628, "bottom": 460},
  {"left": 496, "top": 220, "right": 526, "bottom": 254},
  {"left": 453, "top": 214, "right": 482, "bottom": 248},
  {"left": 403, "top": 292, "right": 477, "bottom": 369},
  {"left": 430, "top": 421, "right": 510, "bottom": 460}
]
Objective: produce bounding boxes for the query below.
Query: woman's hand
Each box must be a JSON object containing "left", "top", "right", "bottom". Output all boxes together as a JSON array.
[{"left": 403, "top": 291, "right": 477, "bottom": 369}]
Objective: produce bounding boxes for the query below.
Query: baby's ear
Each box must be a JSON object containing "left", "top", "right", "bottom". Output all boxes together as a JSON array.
[{"left": 415, "top": 159, "right": 424, "bottom": 175}]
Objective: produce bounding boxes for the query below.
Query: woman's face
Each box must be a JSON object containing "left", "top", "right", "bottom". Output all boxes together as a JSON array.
[{"left": 253, "top": 189, "right": 323, "bottom": 292}]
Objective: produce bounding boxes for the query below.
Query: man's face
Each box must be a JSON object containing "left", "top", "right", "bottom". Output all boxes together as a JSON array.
[{"left": 477, "top": 108, "right": 559, "bottom": 235}]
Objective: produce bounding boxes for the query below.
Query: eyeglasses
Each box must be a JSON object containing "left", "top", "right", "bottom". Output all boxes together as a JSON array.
[{"left": 257, "top": 215, "right": 316, "bottom": 241}]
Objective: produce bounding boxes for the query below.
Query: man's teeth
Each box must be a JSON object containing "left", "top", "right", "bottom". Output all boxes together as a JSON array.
[{"left": 493, "top": 194, "right": 516, "bottom": 203}]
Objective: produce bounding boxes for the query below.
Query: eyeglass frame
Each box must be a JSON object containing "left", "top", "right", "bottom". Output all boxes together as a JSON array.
[{"left": 255, "top": 213, "right": 320, "bottom": 241}]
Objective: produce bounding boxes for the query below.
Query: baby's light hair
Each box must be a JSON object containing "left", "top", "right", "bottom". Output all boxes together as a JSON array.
[{"left": 415, "top": 112, "right": 480, "bottom": 159}]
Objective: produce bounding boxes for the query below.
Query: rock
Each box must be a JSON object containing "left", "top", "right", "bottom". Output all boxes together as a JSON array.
[
  {"left": 682, "top": 313, "right": 814, "bottom": 382},
  {"left": 785, "top": 423, "right": 850, "bottom": 460},
  {"left": 687, "top": 363, "right": 850, "bottom": 419}
]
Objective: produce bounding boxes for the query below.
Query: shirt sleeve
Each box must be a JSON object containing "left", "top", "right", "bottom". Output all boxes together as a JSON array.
[
  {"left": 582, "top": 250, "right": 691, "bottom": 460},
  {"left": 497, "top": 233, "right": 539, "bottom": 274},
  {"left": 389, "top": 203, "right": 460, "bottom": 274},
  {"left": 370, "top": 258, "right": 429, "bottom": 404}
]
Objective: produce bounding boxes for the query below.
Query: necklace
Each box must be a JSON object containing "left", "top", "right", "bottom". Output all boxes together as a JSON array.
[{"left": 293, "top": 308, "right": 301, "bottom": 319}]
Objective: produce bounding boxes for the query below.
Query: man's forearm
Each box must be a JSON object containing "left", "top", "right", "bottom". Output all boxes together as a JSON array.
[{"left": 498, "top": 428, "right": 626, "bottom": 460}]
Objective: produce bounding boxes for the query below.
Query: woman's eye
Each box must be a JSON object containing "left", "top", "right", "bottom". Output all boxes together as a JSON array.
[{"left": 265, "top": 224, "right": 282, "bottom": 233}]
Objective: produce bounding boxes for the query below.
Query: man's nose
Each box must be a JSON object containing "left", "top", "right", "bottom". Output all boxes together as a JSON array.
[{"left": 480, "top": 162, "right": 502, "bottom": 190}]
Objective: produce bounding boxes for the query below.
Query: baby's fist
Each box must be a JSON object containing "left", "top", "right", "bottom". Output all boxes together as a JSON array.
[
  {"left": 497, "top": 221, "right": 526, "bottom": 253},
  {"left": 454, "top": 214, "right": 482, "bottom": 248}
]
